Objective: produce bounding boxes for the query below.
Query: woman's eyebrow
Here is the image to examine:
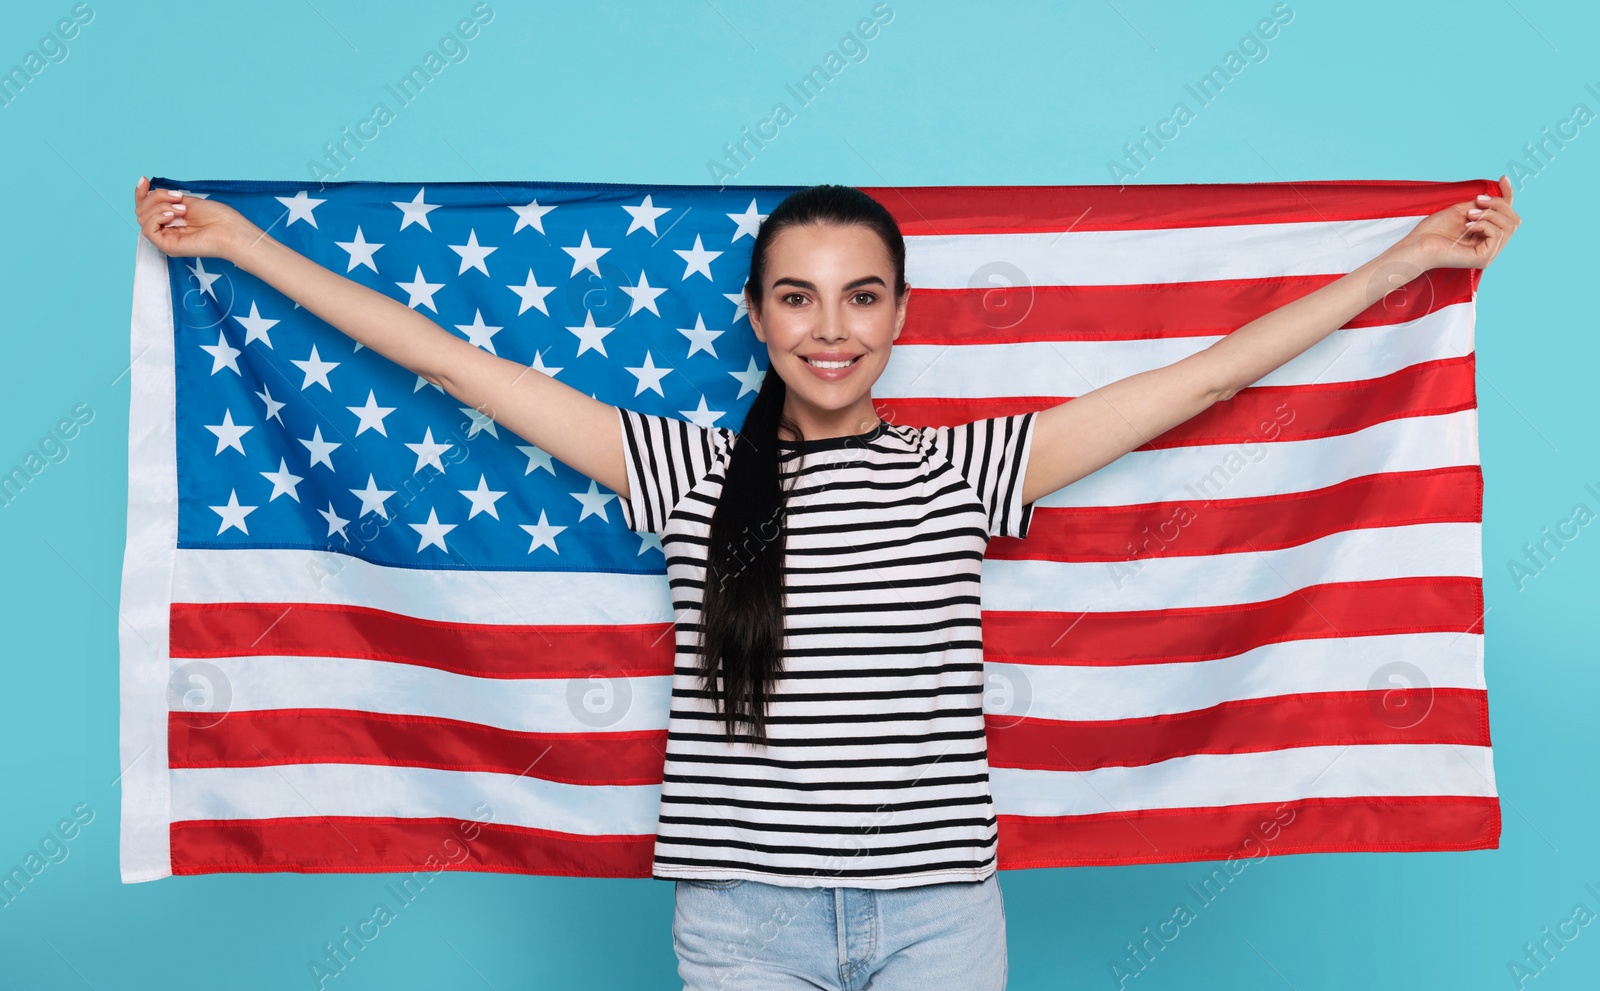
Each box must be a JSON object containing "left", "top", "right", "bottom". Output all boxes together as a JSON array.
[{"left": 771, "top": 275, "right": 888, "bottom": 292}]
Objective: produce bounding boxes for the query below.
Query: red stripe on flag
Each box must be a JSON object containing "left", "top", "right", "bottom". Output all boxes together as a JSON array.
[
  {"left": 170, "top": 816, "right": 655, "bottom": 877},
  {"left": 985, "top": 577, "right": 1485, "bottom": 665},
  {"left": 876, "top": 352, "right": 1472, "bottom": 438},
  {"left": 878, "top": 355, "right": 1476, "bottom": 442},
  {"left": 1134, "top": 356, "right": 1477, "bottom": 450},
  {"left": 171, "top": 602, "right": 674, "bottom": 679},
  {"left": 1002, "top": 467, "right": 1482, "bottom": 563},
  {"left": 168, "top": 799, "right": 1502, "bottom": 876},
  {"left": 169, "top": 709, "right": 667, "bottom": 784},
  {"left": 172, "top": 577, "right": 1485, "bottom": 679},
  {"left": 168, "top": 689, "right": 1487, "bottom": 782},
  {"left": 996, "top": 794, "right": 1501, "bottom": 868},
  {"left": 987, "top": 689, "right": 1490, "bottom": 772},
  {"left": 896, "top": 270, "right": 1476, "bottom": 346},
  {"left": 862, "top": 179, "right": 1498, "bottom": 234}
]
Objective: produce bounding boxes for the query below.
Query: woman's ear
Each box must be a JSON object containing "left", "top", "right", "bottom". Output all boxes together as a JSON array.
[
  {"left": 746, "top": 293, "right": 764, "bottom": 342},
  {"left": 892, "top": 284, "right": 910, "bottom": 341}
]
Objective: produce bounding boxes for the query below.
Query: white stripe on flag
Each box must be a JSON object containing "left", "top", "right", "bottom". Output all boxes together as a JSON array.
[
  {"left": 179, "top": 655, "right": 670, "bottom": 733},
  {"left": 170, "top": 520, "right": 1475, "bottom": 627},
  {"left": 172, "top": 547, "right": 676, "bottom": 625},
  {"left": 990, "top": 743, "right": 1497, "bottom": 818},
  {"left": 1049, "top": 409, "right": 1477, "bottom": 507},
  {"left": 986, "top": 522, "right": 1479, "bottom": 613},
  {"left": 170, "top": 763, "right": 662, "bottom": 835},
  {"left": 879, "top": 303, "right": 1472, "bottom": 398},
  {"left": 181, "top": 631, "right": 1482, "bottom": 730},
  {"left": 1018, "top": 632, "right": 1484, "bottom": 723},
  {"left": 905, "top": 215, "right": 1427, "bottom": 287},
  {"left": 168, "top": 744, "right": 1496, "bottom": 832}
]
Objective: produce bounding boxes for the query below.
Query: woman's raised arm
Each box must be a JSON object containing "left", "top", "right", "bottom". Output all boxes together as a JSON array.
[
  {"left": 134, "top": 177, "right": 631, "bottom": 499},
  {"left": 1016, "top": 177, "right": 1522, "bottom": 507}
]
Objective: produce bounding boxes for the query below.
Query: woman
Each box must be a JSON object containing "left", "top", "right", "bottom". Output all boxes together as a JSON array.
[{"left": 134, "top": 175, "right": 1518, "bottom": 990}]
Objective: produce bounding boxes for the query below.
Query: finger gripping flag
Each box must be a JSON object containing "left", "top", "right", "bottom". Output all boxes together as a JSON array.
[{"left": 118, "top": 177, "right": 1499, "bottom": 882}]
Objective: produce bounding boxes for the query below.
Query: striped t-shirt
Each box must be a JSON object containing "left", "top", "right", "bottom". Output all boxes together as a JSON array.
[{"left": 616, "top": 405, "right": 1039, "bottom": 889}]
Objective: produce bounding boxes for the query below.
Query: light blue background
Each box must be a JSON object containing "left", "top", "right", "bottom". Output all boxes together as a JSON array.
[{"left": 0, "top": 1, "right": 1595, "bottom": 988}]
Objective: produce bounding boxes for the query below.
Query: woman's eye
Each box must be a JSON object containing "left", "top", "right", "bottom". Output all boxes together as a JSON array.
[
  {"left": 853, "top": 292, "right": 877, "bottom": 305},
  {"left": 784, "top": 293, "right": 806, "bottom": 306}
]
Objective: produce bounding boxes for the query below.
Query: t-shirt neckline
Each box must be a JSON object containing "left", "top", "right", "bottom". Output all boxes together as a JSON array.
[{"left": 776, "top": 420, "right": 890, "bottom": 453}]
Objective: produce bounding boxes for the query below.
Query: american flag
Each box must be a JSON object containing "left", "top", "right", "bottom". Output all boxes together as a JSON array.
[{"left": 119, "top": 176, "right": 1499, "bottom": 882}]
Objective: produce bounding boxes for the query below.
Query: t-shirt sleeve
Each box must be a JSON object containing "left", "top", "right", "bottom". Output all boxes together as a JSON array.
[
  {"left": 928, "top": 410, "right": 1040, "bottom": 539},
  {"left": 615, "top": 406, "right": 734, "bottom": 534}
]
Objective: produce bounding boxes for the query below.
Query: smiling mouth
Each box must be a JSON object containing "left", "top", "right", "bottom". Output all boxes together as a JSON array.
[{"left": 802, "top": 355, "right": 863, "bottom": 369}]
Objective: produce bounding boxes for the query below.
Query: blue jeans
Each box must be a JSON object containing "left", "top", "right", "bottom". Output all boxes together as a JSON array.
[{"left": 671, "top": 873, "right": 1008, "bottom": 990}]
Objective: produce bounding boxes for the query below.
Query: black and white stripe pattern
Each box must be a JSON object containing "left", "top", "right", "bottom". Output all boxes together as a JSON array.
[{"left": 617, "top": 406, "right": 1039, "bottom": 889}]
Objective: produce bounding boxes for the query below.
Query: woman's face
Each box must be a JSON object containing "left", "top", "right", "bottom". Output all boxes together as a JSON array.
[{"left": 746, "top": 222, "right": 908, "bottom": 435}]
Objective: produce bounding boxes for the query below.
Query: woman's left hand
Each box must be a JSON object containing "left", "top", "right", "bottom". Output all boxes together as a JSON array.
[{"left": 1394, "top": 174, "right": 1522, "bottom": 271}]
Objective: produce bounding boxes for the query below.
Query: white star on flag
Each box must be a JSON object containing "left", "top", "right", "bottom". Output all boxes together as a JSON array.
[
  {"left": 396, "top": 267, "right": 445, "bottom": 312},
  {"left": 566, "top": 311, "right": 614, "bottom": 358},
  {"left": 621, "top": 270, "right": 667, "bottom": 316},
  {"left": 457, "top": 310, "right": 503, "bottom": 353},
  {"left": 527, "top": 349, "right": 563, "bottom": 379},
  {"left": 275, "top": 190, "right": 326, "bottom": 228},
  {"left": 233, "top": 302, "right": 280, "bottom": 348},
  {"left": 517, "top": 445, "right": 555, "bottom": 476},
  {"left": 347, "top": 390, "right": 396, "bottom": 436},
  {"left": 458, "top": 407, "right": 497, "bottom": 439},
  {"left": 318, "top": 501, "right": 350, "bottom": 539},
  {"left": 200, "top": 331, "right": 241, "bottom": 375},
  {"left": 336, "top": 227, "right": 384, "bottom": 272},
  {"left": 254, "top": 385, "right": 286, "bottom": 424},
  {"left": 394, "top": 187, "right": 440, "bottom": 231},
  {"left": 727, "top": 199, "right": 767, "bottom": 241},
  {"left": 404, "top": 428, "right": 453, "bottom": 474},
  {"left": 349, "top": 474, "right": 395, "bottom": 519},
  {"left": 626, "top": 352, "right": 672, "bottom": 397},
  {"left": 188, "top": 258, "right": 223, "bottom": 299},
  {"left": 458, "top": 475, "right": 507, "bottom": 519},
  {"left": 209, "top": 489, "right": 257, "bottom": 534},
  {"left": 561, "top": 230, "right": 609, "bottom": 277},
  {"left": 508, "top": 197, "right": 556, "bottom": 234},
  {"left": 622, "top": 195, "right": 670, "bottom": 235},
  {"left": 449, "top": 230, "right": 498, "bottom": 276},
  {"left": 203, "top": 409, "right": 252, "bottom": 455},
  {"left": 259, "top": 458, "right": 304, "bottom": 502},
  {"left": 570, "top": 479, "right": 617, "bottom": 523},
  {"left": 298, "top": 425, "right": 340, "bottom": 471},
  {"left": 408, "top": 507, "right": 456, "bottom": 552},
  {"left": 291, "top": 345, "right": 339, "bottom": 391},
  {"left": 678, "top": 315, "right": 724, "bottom": 358},
  {"left": 674, "top": 235, "right": 722, "bottom": 281},
  {"left": 519, "top": 510, "right": 566, "bottom": 553},
  {"left": 506, "top": 270, "right": 556, "bottom": 317}
]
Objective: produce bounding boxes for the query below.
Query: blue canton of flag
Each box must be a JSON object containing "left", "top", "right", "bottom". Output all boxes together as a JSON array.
[{"left": 173, "top": 180, "right": 780, "bottom": 570}]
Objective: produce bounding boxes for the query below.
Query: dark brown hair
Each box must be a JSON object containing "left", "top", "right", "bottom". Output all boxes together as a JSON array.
[{"left": 696, "top": 184, "right": 908, "bottom": 744}]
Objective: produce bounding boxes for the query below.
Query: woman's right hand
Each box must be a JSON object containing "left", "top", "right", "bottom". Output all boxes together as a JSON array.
[{"left": 134, "top": 176, "right": 260, "bottom": 261}]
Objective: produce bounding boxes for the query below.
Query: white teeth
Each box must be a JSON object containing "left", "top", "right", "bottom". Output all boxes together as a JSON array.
[{"left": 805, "top": 356, "right": 857, "bottom": 369}]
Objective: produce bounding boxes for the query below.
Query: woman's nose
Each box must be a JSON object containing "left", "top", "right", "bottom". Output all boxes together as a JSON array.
[{"left": 816, "top": 303, "right": 848, "bottom": 340}]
